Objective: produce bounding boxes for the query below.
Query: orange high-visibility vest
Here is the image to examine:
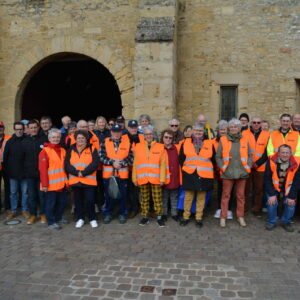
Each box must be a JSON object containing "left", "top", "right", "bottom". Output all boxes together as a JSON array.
[
  {"left": 269, "top": 130, "right": 299, "bottom": 155},
  {"left": 134, "top": 141, "right": 170, "bottom": 185},
  {"left": 220, "top": 135, "right": 251, "bottom": 174},
  {"left": 243, "top": 129, "right": 270, "bottom": 172},
  {"left": 182, "top": 138, "right": 214, "bottom": 179},
  {"left": 68, "top": 146, "right": 97, "bottom": 186},
  {"left": 0, "top": 134, "right": 11, "bottom": 171},
  {"left": 270, "top": 159, "right": 298, "bottom": 196},
  {"left": 68, "top": 131, "right": 100, "bottom": 150},
  {"left": 212, "top": 138, "right": 219, "bottom": 152},
  {"left": 40, "top": 147, "right": 68, "bottom": 191},
  {"left": 102, "top": 137, "right": 131, "bottom": 179}
]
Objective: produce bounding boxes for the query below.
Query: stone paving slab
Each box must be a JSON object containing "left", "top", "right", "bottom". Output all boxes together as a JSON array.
[{"left": 0, "top": 211, "right": 300, "bottom": 299}]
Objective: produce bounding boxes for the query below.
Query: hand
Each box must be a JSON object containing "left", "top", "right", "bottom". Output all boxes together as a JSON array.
[
  {"left": 267, "top": 195, "right": 277, "bottom": 206},
  {"left": 286, "top": 198, "right": 296, "bottom": 206},
  {"left": 113, "top": 161, "right": 122, "bottom": 169},
  {"left": 78, "top": 171, "right": 83, "bottom": 177},
  {"left": 42, "top": 187, "right": 48, "bottom": 192},
  {"left": 133, "top": 181, "right": 137, "bottom": 186}
]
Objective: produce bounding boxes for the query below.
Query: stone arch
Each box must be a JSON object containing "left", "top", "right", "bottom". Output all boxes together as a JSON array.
[{"left": 4, "top": 37, "right": 134, "bottom": 126}]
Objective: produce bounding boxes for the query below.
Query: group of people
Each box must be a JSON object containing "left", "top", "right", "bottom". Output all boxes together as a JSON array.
[{"left": 0, "top": 112, "right": 300, "bottom": 232}]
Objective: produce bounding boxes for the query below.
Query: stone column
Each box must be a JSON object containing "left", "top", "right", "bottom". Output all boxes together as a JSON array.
[{"left": 133, "top": 0, "right": 177, "bottom": 132}]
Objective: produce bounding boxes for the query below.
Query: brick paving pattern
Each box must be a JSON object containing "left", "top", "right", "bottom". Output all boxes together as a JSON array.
[{"left": 0, "top": 212, "right": 299, "bottom": 299}]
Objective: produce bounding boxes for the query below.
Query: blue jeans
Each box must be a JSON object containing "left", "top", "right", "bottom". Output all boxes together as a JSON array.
[
  {"left": 26, "top": 178, "right": 46, "bottom": 216},
  {"left": 73, "top": 186, "right": 96, "bottom": 221},
  {"left": 103, "top": 178, "right": 128, "bottom": 216},
  {"left": 9, "top": 178, "right": 28, "bottom": 213},
  {"left": 267, "top": 193, "right": 296, "bottom": 225},
  {"left": 45, "top": 190, "right": 67, "bottom": 225}
]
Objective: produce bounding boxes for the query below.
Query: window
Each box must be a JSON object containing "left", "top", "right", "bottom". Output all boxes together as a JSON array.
[{"left": 220, "top": 86, "right": 238, "bottom": 121}]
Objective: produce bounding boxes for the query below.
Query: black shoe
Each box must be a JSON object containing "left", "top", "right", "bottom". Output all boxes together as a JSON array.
[
  {"left": 180, "top": 219, "right": 189, "bottom": 226},
  {"left": 172, "top": 215, "right": 180, "bottom": 222},
  {"left": 139, "top": 217, "right": 150, "bottom": 226},
  {"left": 265, "top": 223, "right": 276, "bottom": 231},
  {"left": 157, "top": 219, "right": 165, "bottom": 227},
  {"left": 195, "top": 220, "right": 203, "bottom": 228},
  {"left": 162, "top": 215, "right": 168, "bottom": 222},
  {"left": 281, "top": 223, "right": 294, "bottom": 233}
]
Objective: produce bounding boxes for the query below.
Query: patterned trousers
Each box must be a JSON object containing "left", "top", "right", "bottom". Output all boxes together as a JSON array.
[{"left": 139, "top": 183, "right": 163, "bottom": 217}]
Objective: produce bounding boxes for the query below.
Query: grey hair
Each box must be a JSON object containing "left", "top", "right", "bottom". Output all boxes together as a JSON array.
[
  {"left": 169, "top": 118, "right": 180, "bottom": 125},
  {"left": 143, "top": 125, "right": 154, "bottom": 133},
  {"left": 48, "top": 128, "right": 61, "bottom": 138},
  {"left": 139, "top": 114, "right": 151, "bottom": 123},
  {"left": 228, "top": 118, "right": 242, "bottom": 128},
  {"left": 193, "top": 122, "right": 205, "bottom": 129},
  {"left": 77, "top": 119, "right": 87, "bottom": 128},
  {"left": 217, "top": 120, "right": 228, "bottom": 130}
]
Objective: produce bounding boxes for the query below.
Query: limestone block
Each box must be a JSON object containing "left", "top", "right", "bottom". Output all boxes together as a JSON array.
[
  {"left": 221, "top": 7, "right": 234, "bottom": 15},
  {"left": 83, "top": 27, "right": 102, "bottom": 34}
]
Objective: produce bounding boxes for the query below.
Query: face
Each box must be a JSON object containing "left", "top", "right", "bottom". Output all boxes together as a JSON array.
[
  {"left": 108, "top": 121, "right": 114, "bottom": 129},
  {"left": 40, "top": 119, "right": 52, "bottom": 131},
  {"left": 111, "top": 130, "right": 122, "bottom": 140},
  {"left": 62, "top": 117, "right": 71, "bottom": 126},
  {"left": 261, "top": 122, "right": 269, "bottom": 131},
  {"left": 68, "top": 126, "right": 76, "bottom": 135},
  {"left": 219, "top": 126, "right": 228, "bottom": 136},
  {"left": 144, "top": 130, "right": 154, "bottom": 143},
  {"left": 280, "top": 116, "right": 291, "bottom": 131},
  {"left": 184, "top": 127, "right": 192, "bottom": 138},
  {"left": 278, "top": 147, "right": 292, "bottom": 162},
  {"left": 193, "top": 127, "right": 204, "bottom": 138},
  {"left": 292, "top": 114, "right": 300, "bottom": 127},
  {"left": 76, "top": 134, "right": 87, "bottom": 147},
  {"left": 251, "top": 117, "right": 261, "bottom": 132},
  {"left": 163, "top": 133, "right": 173, "bottom": 147},
  {"left": 48, "top": 133, "right": 61, "bottom": 144},
  {"left": 128, "top": 126, "right": 138, "bottom": 135},
  {"left": 88, "top": 122, "right": 95, "bottom": 131},
  {"left": 77, "top": 121, "right": 88, "bottom": 131},
  {"left": 239, "top": 117, "right": 248, "bottom": 127},
  {"left": 0, "top": 127, "right": 4, "bottom": 136},
  {"left": 229, "top": 123, "right": 240, "bottom": 135},
  {"left": 28, "top": 123, "right": 39, "bottom": 136},
  {"left": 97, "top": 119, "right": 106, "bottom": 130},
  {"left": 169, "top": 122, "right": 179, "bottom": 132},
  {"left": 197, "top": 115, "right": 207, "bottom": 125},
  {"left": 117, "top": 122, "right": 124, "bottom": 129},
  {"left": 141, "top": 118, "right": 149, "bottom": 127},
  {"left": 14, "top": 125, "right": 24, "bottom": 137}
]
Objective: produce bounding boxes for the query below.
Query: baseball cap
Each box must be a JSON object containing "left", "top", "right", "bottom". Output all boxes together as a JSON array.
[
  {"left": 20, "top": 119, "right": 29, "bottom": 125},
  {"left": 116, "top": 116, "right": 125, "bottom": 123},
  {"left": 0, "top": 121, "right": 4, "bottom": 127},
  {"left": 128, "top": 120, "right": 138, "bottom": 127},
  {"left": 111, "top": 124, "right": 122, "bottom": 131}
]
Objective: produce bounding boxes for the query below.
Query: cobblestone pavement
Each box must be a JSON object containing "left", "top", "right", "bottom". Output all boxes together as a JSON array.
[{"left": 0, "top": 211, "right": 300, "bottom": 300}]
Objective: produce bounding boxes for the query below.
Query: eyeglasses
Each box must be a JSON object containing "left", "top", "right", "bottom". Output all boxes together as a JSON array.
[
  {"left": 252, "top": 122, "right": 261, "bottom": 124},
  {"left": 163, "top": 136, "right": 173, "bottom": 139},
  {"left": 108, "top": 123, "right": 114, "bottom": 126},
  {"left": 170, "top": 125, "right": 178, "bottom": 127},
  {"left": 15, "top": 128, "right": 23, "bottom": 131}
]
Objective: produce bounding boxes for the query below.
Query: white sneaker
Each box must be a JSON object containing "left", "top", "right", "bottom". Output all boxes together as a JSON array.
[
  {"left": 214, "top": 209, "right": 221, "bottom": 218},
  {"left": 220, "top": 218, "right": 226, "bottom": 228},
  {"left": 227, "top": 210, "right": 233, "bottom": 220},
  {"left": 90, "top": 220, "right": 98, "bottom": 228},
  {"left": 75, "top": 219, "right": 84, "bottom": 228}
]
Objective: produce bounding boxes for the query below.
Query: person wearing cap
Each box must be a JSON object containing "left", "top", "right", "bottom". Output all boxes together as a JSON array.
[
  {"left": 168, "top": 118, "right": 184, "bottom": 144},
  {"left": 100, "top": 124, "right": 133, "bottom": 224},
  {"left": 0, "top": 121, "right": 11, "bottom": 215},
  {"left": 20, "top": 120, "right": 30, "bottom": 135},
  {"left": 239, "top": 113, "right": 250, "bottom": 133},
  {"left": 116, "top": 115, "right": 129, "bottom": 135}
]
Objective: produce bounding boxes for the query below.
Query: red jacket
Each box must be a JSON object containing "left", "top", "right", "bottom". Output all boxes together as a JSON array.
[{"left": 164, "top": 145, "right": 180, "bottom": 189}]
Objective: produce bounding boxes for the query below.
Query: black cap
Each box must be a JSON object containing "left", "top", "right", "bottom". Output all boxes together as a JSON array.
[
  {"left": 239, "top": 113, "right": 249, "bottom": 122},
  {"left": 128, "top": 120, "right": 138, "bottom": 127},
  {"left": 111, "top": 124, "right": 122, "bottom": 131},
  {"left": 116, "top": 116, "right": 125, "bottom": 123}
]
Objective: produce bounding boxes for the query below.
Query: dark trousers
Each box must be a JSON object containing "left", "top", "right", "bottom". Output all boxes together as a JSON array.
[
  {"left": 103, "top": 178, "right": 128, "bottom": 216},
  {"left": 127, "top": 177, "right": 139, "bottom": 213},
  {"left": 45, "top": 190, "right": 67, "bottom": 225},
  {"left": 26, "top": 178, "right": 46, "bottom": 216},
  {"left": 73, "top": 186, "right": 96, "bottom": 221},
  {"left": 0, "top": 170, "right": 10, "bottom": 210},
  {"left": 96, "top": 170, "right": 105, "bottom": 209}
]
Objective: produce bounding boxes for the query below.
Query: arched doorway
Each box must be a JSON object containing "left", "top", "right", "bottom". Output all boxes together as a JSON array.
[{"left": 20, "top": 52, "right": 122, "bottom": 127}]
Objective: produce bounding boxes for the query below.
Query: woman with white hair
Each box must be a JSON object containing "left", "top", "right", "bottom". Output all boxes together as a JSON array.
[
  {"left": 216, "top": 118, "right": 252, "bottom": 228},
  {"left": 39, "top": 129, "right": 68, "bottom": 230}
]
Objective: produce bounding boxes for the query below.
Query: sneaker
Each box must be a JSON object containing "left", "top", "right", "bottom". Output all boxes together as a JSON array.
[
  {"left": 118, "top": 215, "right": 127, "bottom": 224},
  {"left": 40, "top": 215, "right": 47, "bottom": 224},
  {"left": 75, "top": 219, "right": 84, "bottom": 228},
  {"left": 281, "top": 223, "right": 294, "bottom": 233},
  {"left": 265, "top": 223, "right": 276, "bottom": 231},
  {"left": 172, "top": 215, "right": 180, "bottom": 222},
  {"left": 227, "top": 210, "right": 233, "bottom": 220},
  {"left": 57, "top": 219, "right": 69, "bottom": 225},
  {"left": 214, "top": 209, "right": 221, "bottom": 219},
  {"left": 220, "top": 218, "right": 226, "bottom": 228},
  {"left": 23, "top": 211, "right": 30, "bottom": 218},
  {"left": 139, "top": 217, "right": 150, "bottom": 226},
  {"left": 180, "top": 219, "right": 189, "bottom": 226},
  {"left": 27, "top": 215, "right": 37, "bottom": 225},
  {"left": 195, "top": 220, "right": 203, "bottom": 228},
  {"left": 90, "top": 220, "right": 98, "bottom": 228},
  {"left": 237, "top": 217, "right": 246, "bottom": 227},
  {"left": 48, "top": 223, "right": 61, "bottom": 230},
  {"left": 157, "top": 219, "right": 165, "bottom": 227},
  {"left": 103, "top": 215, "right": 112, "bottom": 224}
]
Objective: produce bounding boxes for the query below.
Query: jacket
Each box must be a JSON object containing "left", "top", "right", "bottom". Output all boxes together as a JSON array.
[{"left": 0, "top": 134, "right": 11, "bottom": 171}]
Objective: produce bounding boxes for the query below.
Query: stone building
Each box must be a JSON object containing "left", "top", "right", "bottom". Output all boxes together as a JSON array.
[{"left": 0, "top": 0, "right": 300, "bottom": 133}]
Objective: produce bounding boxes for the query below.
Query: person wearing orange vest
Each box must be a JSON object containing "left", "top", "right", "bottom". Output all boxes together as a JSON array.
[
  {"left": 216, "top": 118, "right": 252, "bottom": 228},
  {"left": 132, "top": 126, "right": 169, "bottom": 227},
  {"left": 179, "top": 122, "right": 214, "bottom": 228},
  {"left": 264, "top": 144, "right": 300, "bottom": 232},
  {"left": 243, "top": 117, "right": 270, "bottom": 216},
  {"left": 267, "top": 113, "right": 300, "bottom": 158},
  {"left": 0, "top": 121, "right": 11, "bottom": 214},
  {"left": 65, "top": 130, "right": 99, "bottom": 228},
  {"left": 100, "top": 124, "right": 133, "bottom": 224},
  {"left": 39, "top": 129, "right": 68, "bottom": 230}
]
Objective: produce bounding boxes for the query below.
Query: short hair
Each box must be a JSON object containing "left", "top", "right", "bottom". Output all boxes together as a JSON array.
[
  {"left": 40, "top": 116, "right": 52, "bottom": 123},
  {"left": 216, "top": 120, "right": 228, "bottom": 130},
  {"left": 168, "top": 118, "right": 180, "bottom": 125},
  {"left": 48, "top": 128, "right": 61, "bottom": 138},
  {"left": 77, "top": 120, "right": 87, "bottom": 129},
  {"left": 68, "top": 121, "right": 77, "bottom": 129},
  {"left": 88, "top": 119, "right": 95, "bottom": 124},
  {"left": 183, "top": 125, "right": 192, "bottom": 133},
  {"left": 139, "top": 114, "right": 151, "bottom": 123},
  {"left": 193, "top": 122, "right": 205, "bottom": 129},
  {"left": 160, "top": 129, "right": 174, "bottom": 143},
  {"left": 261, "top": 120, "right": 269, "bottom": 125},
  {"left": 61, "top": 115, "right": 71, "bottom": 122},
  {"left": 278, "top": 144, "right": 292, "bottom": 153},
  {"left": 28, "top": 119, "right": 39, "bottom": 126},
  {"left": 74, "top": 130, "right": 89, "bottom": 141},
  {"left": 143, "top": 125, "right": 154, "bottom": 134},
  {"left": 228, "top": 118, "right": 242, "bottom": 128},
  {"left": 13, "top": 121, "right": 24, "bottom": 130},
  {"left": 280, "top": 113, "right": 292, "bottom": 120}
]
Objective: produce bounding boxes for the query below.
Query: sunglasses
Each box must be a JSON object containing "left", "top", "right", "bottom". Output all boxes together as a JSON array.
[
  {"left": 252, "top": 122, "right": 261, "bottom": 124},
  {"left": 108, "top": 123, "right": 114, "bottom": 126},
  {"left": 163, "top": 136, "right": 173, "bottom": 139},
  {"left": 170, "top": 125, "right": 178, "bottom": 127}
]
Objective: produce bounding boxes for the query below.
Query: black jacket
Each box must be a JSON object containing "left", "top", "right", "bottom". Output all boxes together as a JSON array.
[
  {"left": 3, "top": 134, "right": 26, "bottom": 179},
  {"left": 94, "top": 129, "right": 110, "bottom": 144},
  {"left": 21, "top": 135, "right": 46, "bottom": 178}
]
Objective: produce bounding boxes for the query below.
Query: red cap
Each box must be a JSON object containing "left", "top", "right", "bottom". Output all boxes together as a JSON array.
[{"left": 0, "top": 122, "right": 4, "bottom": 127}]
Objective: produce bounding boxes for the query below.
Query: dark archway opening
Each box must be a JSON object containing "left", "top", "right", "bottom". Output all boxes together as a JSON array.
[{"left": 21, "top": 53, "right": 122, "bottom": 127}]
